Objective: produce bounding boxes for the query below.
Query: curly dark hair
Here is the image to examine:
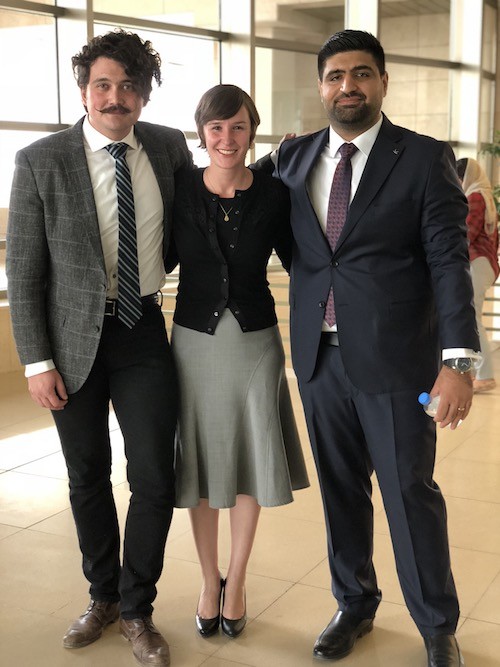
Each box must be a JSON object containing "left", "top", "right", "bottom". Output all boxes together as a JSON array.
[{"left": 72, "top": 29, "right": 162, "bottom": 103}]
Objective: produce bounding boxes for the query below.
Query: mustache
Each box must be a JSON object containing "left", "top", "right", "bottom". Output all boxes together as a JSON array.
[
  {"left": 335, "top": 92, "right": 365, "bottom": 103},
  {"left": 97, "top": 104, "right": 131, "bottom": 114}
]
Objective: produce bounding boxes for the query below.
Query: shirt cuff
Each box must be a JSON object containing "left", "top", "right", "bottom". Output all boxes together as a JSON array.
[{"left": 25, "top": 360, "right": 56, "bottom": 377}]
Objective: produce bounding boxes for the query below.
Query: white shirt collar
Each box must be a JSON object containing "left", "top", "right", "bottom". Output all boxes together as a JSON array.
[
  {"left": 328, "top": 115, "right": 383, "bottom": 159},
  {"left": 82, "top": 115, "right": 138, "bottom": 152}
]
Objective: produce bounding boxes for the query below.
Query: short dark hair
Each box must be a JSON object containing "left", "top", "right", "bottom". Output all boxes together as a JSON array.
[
  {"left": 318, "top": 30, "right": 386, "bottom": 79},
  {"left": 195, "top": 84, "right": 261, "bottom": 148},
  {"left": 71, "top": 29, "right": 162, "bottom": 103},
  {"left": 456, "top": 158, "right": 468, "bottom": 181}
]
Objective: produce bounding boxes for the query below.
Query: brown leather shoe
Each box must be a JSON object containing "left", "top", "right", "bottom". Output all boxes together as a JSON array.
[
  {"left": 63, "top": 599, "right": 120, "bottom": 648},
  {"left": 120, "top": 617, "right": 170, "bottom": 666}
]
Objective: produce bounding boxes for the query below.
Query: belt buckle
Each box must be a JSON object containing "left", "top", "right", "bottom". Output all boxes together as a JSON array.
[{"left": 105, "top": 299, "right": 117, "bottom": 316}]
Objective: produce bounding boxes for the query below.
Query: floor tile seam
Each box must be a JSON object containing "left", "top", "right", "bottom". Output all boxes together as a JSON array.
[
  {"left": 436, "top": 454, "right": 500, "bottom": 469},
  {"left": 462, "top": 612, "right": 500, "bottom": 627},
  {"left": 442, "top": 491, "right": 500, "bottom": 504},
  {"left": 18, "top": 512, "right": 75, "bottom": 533},
  {"left": 0, "top": 458, "right": 66, "bottom": 476}
]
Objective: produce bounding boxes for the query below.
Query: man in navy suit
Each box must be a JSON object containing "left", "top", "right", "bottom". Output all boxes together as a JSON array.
[
  {"left": 7, "top": 30, "right": 192, "bottom": 666},
  {"left": 257, "top": 30, "right": 479, "bottom": 667}
]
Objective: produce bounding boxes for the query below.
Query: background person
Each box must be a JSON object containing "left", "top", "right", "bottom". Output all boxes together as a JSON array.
[
  {"left": 6, "top": 29, "right": 193, "bottom": 667},
  {"left": 167, "top": 84, "right": 309, "bottom": 640},
  {"left": 456, "top": 157, "right": 499, "bottom": 393},
  {"left": 254, "top": 29, "right": 479, "bottom": 667}
]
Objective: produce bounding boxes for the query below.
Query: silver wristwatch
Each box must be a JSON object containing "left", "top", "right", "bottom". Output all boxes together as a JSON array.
[{"left": 442, "top": 358, "right": 473, "bottom": 374}]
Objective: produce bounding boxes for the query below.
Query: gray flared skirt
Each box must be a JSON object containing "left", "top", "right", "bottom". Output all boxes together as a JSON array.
[{"left": 171, "top": 309, "right": 309, "bottom": 509}]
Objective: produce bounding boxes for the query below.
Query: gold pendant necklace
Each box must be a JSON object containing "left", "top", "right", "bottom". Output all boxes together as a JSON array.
[{"left": 219, "top": 202, "right": 233, "bottom": 222}]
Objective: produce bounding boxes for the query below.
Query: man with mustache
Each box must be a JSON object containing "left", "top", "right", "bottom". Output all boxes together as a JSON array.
[
  {"left": 7, "top": 29, "right": 193, "bottom": 666},
  {"left": 255, "top": 30, "right": 478, "bottom": 666}
]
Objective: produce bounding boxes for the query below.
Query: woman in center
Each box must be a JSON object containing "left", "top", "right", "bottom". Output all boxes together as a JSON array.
[{"left": 168, "top": 84, "right": 309, "bottom": 639}]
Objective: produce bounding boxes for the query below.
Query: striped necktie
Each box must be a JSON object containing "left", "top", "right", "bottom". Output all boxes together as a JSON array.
[
  {"left": 105, "top": 142, "right": 142, "bottom": 328},
  {"left": 324, "top": 142, "right": 358, "bottom": 327}
]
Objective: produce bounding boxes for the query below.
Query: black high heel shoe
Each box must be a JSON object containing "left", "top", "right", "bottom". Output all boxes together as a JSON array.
[
  {"left": 195, "top": 578, "right": 225, "bottom": 637},
  {"left": 221, "top": 589, "right": 246, "bottom": 638}
]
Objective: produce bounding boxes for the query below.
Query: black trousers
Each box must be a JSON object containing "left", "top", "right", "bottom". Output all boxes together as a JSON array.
[
  {"left": 298, "top": 342, "right": 459, "bottom": 636},
  {"left": 52, "top": 306, "right": 177, "bottom": 619}
]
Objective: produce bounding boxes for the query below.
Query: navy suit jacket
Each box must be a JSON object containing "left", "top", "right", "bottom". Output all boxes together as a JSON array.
[{"left": 268, "top": 115, "right": 479, "bottom": 393}]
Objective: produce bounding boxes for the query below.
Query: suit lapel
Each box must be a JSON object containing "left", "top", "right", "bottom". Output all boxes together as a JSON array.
[
  {"left": 135, "top": 124, "right": 169, "bottom": 205},
  {"left": 293, "top": 129, "right": 332, "bottom": 251},
  {"left": 336, "top": 116, "right": 405, "bottom": 250},
  {"left": 63, "top": 120, "right": 104, "bottom": 265}
]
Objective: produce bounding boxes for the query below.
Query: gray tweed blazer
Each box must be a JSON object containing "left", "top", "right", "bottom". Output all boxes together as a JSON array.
[{"left": 6, "top": 117, "right": 192, "bottom": 394}]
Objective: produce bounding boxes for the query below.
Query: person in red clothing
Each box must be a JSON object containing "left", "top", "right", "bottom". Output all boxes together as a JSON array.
[{"left": 457, "top": 157, "right": 499, "bottom": 392}]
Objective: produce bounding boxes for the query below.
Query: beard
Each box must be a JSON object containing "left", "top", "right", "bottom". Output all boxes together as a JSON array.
[{"left": 327, "top": 94, "right": 379, "bottom": 131}]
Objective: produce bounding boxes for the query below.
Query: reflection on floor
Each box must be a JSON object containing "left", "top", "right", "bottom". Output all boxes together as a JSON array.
[{"left": 1, "top": 350, "right": 500, "bottom": 667}]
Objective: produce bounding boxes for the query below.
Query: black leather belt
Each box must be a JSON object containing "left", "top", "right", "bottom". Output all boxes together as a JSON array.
[
  {"left": 321, "top": 332, "right": 340, "bottom": 346},
  {"left": 104, "top": 293, "right": 161, "bottom": 317}
]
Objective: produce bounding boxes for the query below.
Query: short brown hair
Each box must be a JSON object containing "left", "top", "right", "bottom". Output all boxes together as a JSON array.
[{"left": 195, "top": 84, "right": 260, "bottom": 148}]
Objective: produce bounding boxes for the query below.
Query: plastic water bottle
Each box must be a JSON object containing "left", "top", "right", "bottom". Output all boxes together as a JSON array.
[{"left": 418, "top": 392, "right": 440, "bottom": 417}]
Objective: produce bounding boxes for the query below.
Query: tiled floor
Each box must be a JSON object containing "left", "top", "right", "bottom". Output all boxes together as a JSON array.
[{"left": 1, "top": 350, "right": 500, "bottom": 667}]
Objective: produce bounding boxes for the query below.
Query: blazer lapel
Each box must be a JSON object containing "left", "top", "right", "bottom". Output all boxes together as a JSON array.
[
  {"left": 63, "top": 120, "right": 104, "bottom": 265},
  {"left": 336, "top": 116, "right": 405, "bottom": 250},
  {"left": 135, "top": 125, "right": 170, "bottom": 208},
  {"left": 294, "top": 129, "right": 333, "bottom": 251}
]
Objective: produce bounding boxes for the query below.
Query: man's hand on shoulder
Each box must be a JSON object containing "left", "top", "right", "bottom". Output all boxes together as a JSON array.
[
  {"left": 279, "top": 132, "right": 297, "bottom": 146},
  {"left": 28, "top": 369, "right": 68, "bottom": 410}
]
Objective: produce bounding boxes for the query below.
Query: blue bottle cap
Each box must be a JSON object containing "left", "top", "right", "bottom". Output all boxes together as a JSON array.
[{"left": 418, "top": 392, "right": 431, "bottom": 405}]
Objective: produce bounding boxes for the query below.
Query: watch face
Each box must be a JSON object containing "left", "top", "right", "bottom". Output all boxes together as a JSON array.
[{"left": 456, "top": 358, "right": 472, "bottom": 372}]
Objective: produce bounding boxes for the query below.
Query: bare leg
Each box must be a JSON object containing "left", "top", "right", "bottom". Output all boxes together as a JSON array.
[
  {"left": 223, "top": 494, "right": 261, "bottom": 619},
  {"left": 189, "top": 500, "right": 222, "bottom": 618}
]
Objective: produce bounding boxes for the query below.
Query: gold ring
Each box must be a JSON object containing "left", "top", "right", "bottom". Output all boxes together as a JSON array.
[{"left": 457, "top": 407, "right": 465, "bottom": 412}]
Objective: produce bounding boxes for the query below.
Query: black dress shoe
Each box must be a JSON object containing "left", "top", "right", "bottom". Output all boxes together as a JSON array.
[
  {"left": 221, "top": 590, "right": 246, "bottom": 638},
  {"left": 424, "top": 635, "right": 465, "bottom": 667},
  {"left": 195, "top": 579, "right": 225, "bottom": 637},
  {"left": 313, "top": 609, "right": 374, "bottom": 660}
]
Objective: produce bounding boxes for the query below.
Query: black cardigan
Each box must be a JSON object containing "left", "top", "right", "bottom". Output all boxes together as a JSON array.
[{"left": 166, "top": 168, "right": 292, "bottom": 334}]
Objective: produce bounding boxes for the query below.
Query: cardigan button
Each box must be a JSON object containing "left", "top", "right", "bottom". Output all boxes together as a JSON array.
[{"left": 319, "top": 301, "right": 326, "bottom": 308}]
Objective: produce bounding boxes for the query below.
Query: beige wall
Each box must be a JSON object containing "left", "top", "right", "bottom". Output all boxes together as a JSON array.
[{"left": 0, "top": 307, "right": 22, "bottom": 374}]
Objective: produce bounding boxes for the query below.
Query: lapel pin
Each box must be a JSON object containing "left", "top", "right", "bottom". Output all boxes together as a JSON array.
[{"left": 393, "top": 148, "right": 400, "bottom": 155}]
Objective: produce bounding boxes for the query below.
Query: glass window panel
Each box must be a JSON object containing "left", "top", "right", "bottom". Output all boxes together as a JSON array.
[
  {"left": 0, "top": 131, "right": 51, "bottom": 213},
  {"left": 255, "top": 0, "right": 343, "bottom": 45},
  {"left": 255, "top": 48, "right": 324, "bottom": 137},
  {"left": 482, "top": 4, "right": 497, "bottom": 73},
  {"left": 380, "top": 2, "right": 450, "bottom": 60},
  {"left": 0, "top": 11, "right": 59, "bottom": 123},
  {"left": 383, "top": 62, "right": 450, "bottom": 141},
  {"left": 95, "top": 25, "right": 220, "bottom": 132},
  {"left": 93, "top": 1, "right": 219, "bottom": 30},
  {"left": 186, "top": 138, "right": 209, "bottom": 169},
  {"left": 479, "top": 78, "right": 495, "bottom": 145},
  {"left": 450, "top": 70, "right": 480, "bottom": 145}
]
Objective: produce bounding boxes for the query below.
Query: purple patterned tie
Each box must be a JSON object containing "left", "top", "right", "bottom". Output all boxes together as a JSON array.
[{"left": 324, "top": 142, "right": 358, "bottom": 326}]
